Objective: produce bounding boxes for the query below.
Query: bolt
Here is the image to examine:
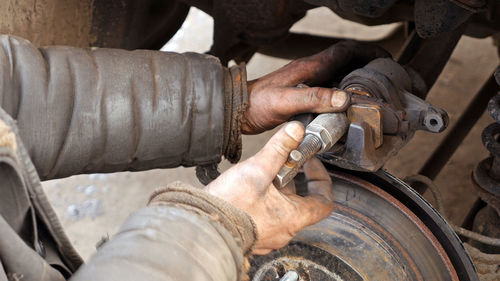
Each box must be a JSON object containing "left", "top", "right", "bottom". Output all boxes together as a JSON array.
[
  {"left": 280, "top": 270, "right": 299, "bottom": 281},
  {"left": 288, "top": 150, "right": 304, "bottom": 165},
  {"left": 297, "top": 134, "right": 323, "bottom": 158},
  {"left": 273, "top": 134, "right": 322, "bottom": 188},
  {"left": 273, "top": 113, "right": 349, "bottom": 188}
]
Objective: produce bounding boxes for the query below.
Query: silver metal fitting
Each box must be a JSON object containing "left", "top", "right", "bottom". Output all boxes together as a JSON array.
[
  {"left": 306, "top": 113, "right": 349, "bottom": 153},
  {"left": 273, "top": 113, "right": 349, "bottom": 188}
]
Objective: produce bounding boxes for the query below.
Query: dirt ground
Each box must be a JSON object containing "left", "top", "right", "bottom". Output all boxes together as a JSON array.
[{"left": 42, "top": 7, "right": 499, "bottom": 260}]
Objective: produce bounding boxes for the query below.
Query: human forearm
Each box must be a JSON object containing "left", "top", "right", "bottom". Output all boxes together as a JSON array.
[
  {"left": 70, "top": 183, "right": 256, "bottom": 281},
  {"left": 0, "top": 35, "right": 246, "bottom": 179}
]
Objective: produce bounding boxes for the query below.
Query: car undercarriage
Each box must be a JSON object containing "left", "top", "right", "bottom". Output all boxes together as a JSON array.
[
  {"left": 165, "top": 1, "right": 499, "bottom": 280},
  {"left": 2, "top": 0, "right": 500, "bottom": 280}
]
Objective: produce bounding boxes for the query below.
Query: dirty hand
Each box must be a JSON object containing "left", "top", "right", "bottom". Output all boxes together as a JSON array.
[
  {"left": 206, "top": 121, "right": 334, "bottom": 254},
  {"left": 243, "top": 41, "right": 390, "bottom": 134}
]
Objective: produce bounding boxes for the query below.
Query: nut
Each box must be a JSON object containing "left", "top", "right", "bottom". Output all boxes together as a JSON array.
[{"left": 305, "top": 113, "right": 349, "bottom": 153}]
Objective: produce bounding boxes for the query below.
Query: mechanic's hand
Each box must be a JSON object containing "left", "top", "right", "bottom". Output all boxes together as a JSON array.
[
  {"left": 243, "top": 41, "right": 390, "bottom": 134},
  {"left": 206, "top": 122, "right": 334, "bottom": 254}
]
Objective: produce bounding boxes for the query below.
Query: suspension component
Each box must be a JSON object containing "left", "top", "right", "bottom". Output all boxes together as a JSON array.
[{"left": 469, "top": 70, "right": 500, "bottom": 255}]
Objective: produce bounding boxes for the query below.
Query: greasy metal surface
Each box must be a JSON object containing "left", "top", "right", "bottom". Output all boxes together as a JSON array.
[
  {"left": 470, "top": 205, "right": 500, "bottom": 254},
  {"left": 473, "top": 90, "right": 500, "bottom": 211},
  {"left": 306, "top": 114, "right": 349, "bottom": 154},
  {"left": 325, "top": 58, "right": 448, "bottom": 172},
  {"left": 463, "top": 244, "right": 500, "bottom": 281},
  {"left": 341, "top": 58, "right": 410, "bottom": 110},
  {"left": 482, "top": 124, "right": 500, "bottom": 180},
  {"left": 356, "top": 169, "right": 479, "bottom": 280},
  {"left": 274, "top": 113, "right": 348, "bottom": 188},
  {"left": 488, "top": 95, "right": 500, "bottom": 124},
  {"left": 347, "top": 104, "right": 383, "bottom": 148},
  {"left": 274, "top": 134, "right": 322, "bottom": 189},
  {"left": 466, "top": 67, "right": 500, "bottom": 273},
  {"left": 251, "top": 170, "right": 466, "bottom": 280}
]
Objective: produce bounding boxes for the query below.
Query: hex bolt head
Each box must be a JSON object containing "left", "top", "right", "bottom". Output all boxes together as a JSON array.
[{"left": 306, "top": 113, "right": 349, "bottom": 153}]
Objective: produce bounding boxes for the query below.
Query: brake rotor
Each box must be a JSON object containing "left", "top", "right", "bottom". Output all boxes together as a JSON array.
[{"left": 249, "top": 169, "right": 478, "bottom": 281}]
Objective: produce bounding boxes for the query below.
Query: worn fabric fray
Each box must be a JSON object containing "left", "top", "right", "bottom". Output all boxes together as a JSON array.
[
  {"left": 148, "top": 181, "right": 257, "bottom": 254},
  {"left": 148, "top": 181, "right": 257, "bottom": 280},
  {"left": 225, "top": 63, "right": 248, "bottom": 163}
]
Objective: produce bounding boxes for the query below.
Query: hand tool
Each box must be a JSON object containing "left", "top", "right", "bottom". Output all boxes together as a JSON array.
[{"left": 273, "top": 113, "right": 349, "bottom": 188}]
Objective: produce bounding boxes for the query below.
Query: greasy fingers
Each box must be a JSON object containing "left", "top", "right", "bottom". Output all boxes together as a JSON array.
[
  {"left": 243, "top": 41, "right": 389, "bottom": 134},
  {"left": 281, "top": 180, "right": 296, "bottom": 195},
  {"left": 275, "top": 87, "right": 350, "bottom": 116},
  {"left": 295, "top": 158, "right": 334, "bottom": 228},
  {"left": 251, "top": 121, "right": 305, "bottom": 179},
  {"left": 247, "top": 58, "right": 320, "bottom": 88},
  {"left": 242, "top": 86, "right": 350, "bottom": 134},
  {"left": 293, "top": 192, "right": 334, "bottom": 231},
  {"left": 303, "top": 158, "right": 332, "bottom": 183},
  {"left": 304, "top": 158, "right": 334, "bottom": 202}
]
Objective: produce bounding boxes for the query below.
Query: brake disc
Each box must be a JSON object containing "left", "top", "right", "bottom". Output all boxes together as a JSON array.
[{"left": 249, "top": 168, "right": 478, "bottom": 281}]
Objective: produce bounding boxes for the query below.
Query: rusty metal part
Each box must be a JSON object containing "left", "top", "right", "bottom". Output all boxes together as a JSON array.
[
  {"left": 251, "top": 169, "right": 479, "bottom": 280},
  {"left": 469, "top": 205, "right": 500, "bottom": 253},
  {"left": 404, "top": 175, "right": 500, "bottom": 249},
  {"left": 274, "top": 113, "right": 348, "bottom": 188},
  {"left": 342, "top": 58, "right": 449, "bottom": 135},
  {"left": 471, "top": 88, "right": 500, "bottom": 214},
  {"left": 349, "top": 94, "right": 405, "bottom": 135},
  {"left": 320, "top": 58, "right": 448, "bottom": 172},
  {"left": 463, "top": 243, "right": 500, "bottom": 281},
  {"left": 347, "top": 104, "right": 383, "bottom": 148},
  {"left": 463, "top": 68, "right": 500, "bottom": 265},
  {"left": 482, "top": 123, "right": 500, "bottom": 181},
  {"left": 474, "top": 158, "right": 500, "bottom": 214}
]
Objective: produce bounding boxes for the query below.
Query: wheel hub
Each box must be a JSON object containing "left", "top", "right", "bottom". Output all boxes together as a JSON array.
[
  {"left": 250, "top": 170, "right": 473, "bottom": 281},
  {"left": 251, "top": 242, "right": 361, "bottom": 281}
]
